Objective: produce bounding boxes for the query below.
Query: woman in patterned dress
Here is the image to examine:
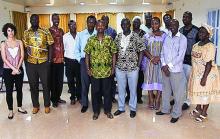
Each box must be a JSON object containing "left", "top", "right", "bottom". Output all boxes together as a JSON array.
[
  {"left": 142, "top": 17, "right": 166, "bottom": 110},
  {"left": 188, "top": 24, "right": 220, "bottom": 122}
]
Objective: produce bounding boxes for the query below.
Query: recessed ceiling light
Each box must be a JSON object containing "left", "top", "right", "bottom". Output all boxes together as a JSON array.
[
  {"left": 142, "top": 2, "right": 150, "bottom": 5},
  {"left": 80, "top": 2, "right": 85, "bottom": 5},
  {"left": 109, "top": 2, "right": 117, "bottom": 5},
  {"left": 45, "top": 0, "right": 54, "bottom": 6}
]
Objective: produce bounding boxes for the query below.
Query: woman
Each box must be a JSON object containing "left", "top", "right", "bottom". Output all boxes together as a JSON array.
[
  {"left": 142, "top": 17, "right": 166, "bottom": 110},
  {"left": 1, "top": 23, "right": 27, "bottom": 119},
  {"left": 188, "top": 23, "right": 220, "bottom": 122}
]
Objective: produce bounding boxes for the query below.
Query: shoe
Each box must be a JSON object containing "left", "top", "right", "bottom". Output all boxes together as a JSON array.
[
  {"left": 45, "top": 107, "right": 50, "bottom": 114},
  {"left": 114, "top": 110, "right": 125, "bottom": 116},
  {"left": 130, "top": 111, "right": 136, "bottom": 118},
  {"left": 170, "top": 100, "right": 175, "bottom": 105},
  {"left": 112, "top": 97, "right": 117, "bottom": 103},
  {"left": 105, "top": 112, "right": 114, "bottom": 119},
  {"left": 8, "top": 111, "right": 14, "bottom": 119},
  {"left": 58, "top": 99, "right": 66, "bottom": 104},
  {"left": 70, "top": 100, "right": 76, "bottom": 105},
  {"left": 170, "top": 117, "right": 179, "bottom": 123},
  {"left": 81, "top": 106, "right": 88, "bottom": 113},
  {"left": 156, "top": 111, "right": 166, "bottom": 115},
  {"left": 137, "top": 99, "right": 143, "bottom": 104},
  {"left": 32, "top": 107, "right": 40, "bottom": 114},
  {"left": 93, "top": 113, "right": 99, "bottom": 120},
  {"left": 18, "top": 108, "right": 27, "bottom": 114},
  {"left": 182, "top": 103, "right": 190, "bottom": 110},
  {"left": 52, "top": 103, "right": 58, "bottom": 108}
]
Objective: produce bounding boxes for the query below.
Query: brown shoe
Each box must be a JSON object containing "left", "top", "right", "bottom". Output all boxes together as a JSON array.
[
  {"left": 45, "top": 107, "right": 50, "bottom": 114},
  {"left": 32, "top": 107, "right": 39, "bottom": 114}
]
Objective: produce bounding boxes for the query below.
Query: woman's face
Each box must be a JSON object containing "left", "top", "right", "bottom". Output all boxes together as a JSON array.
[
  {"left": 151, "top": 19, "right": 160, "bottom": 32},
  {"left": 198, "top": 27, "right": 209, "bottom": 41},
  {"left": 7, "top": 27, "right": 14, "bottom": 38}
]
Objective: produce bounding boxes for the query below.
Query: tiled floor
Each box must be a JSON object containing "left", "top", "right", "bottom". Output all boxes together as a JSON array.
[{"left": 0, "top": 84, "right": 219, "bottom": 139}]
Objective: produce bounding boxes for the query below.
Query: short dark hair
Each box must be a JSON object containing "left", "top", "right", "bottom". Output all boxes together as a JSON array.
[
  {"left": 2, "top": 23, "right": 17, "bottom": 37},
  {"left": 87, "top": 15, "right": 96, "bottom": 22},
  {"left": 152, "top": 17, "right": 161, "bottom": 23},
  {"left": 68, "top": 20, "right": 75, "bottom": 25},
  {"left": 52, "top": 13, "right": 59, "bottom": 19},
  {"left": 121, "top": 18, "right": 130, "bottom": 25},
  {"left": 163, "top": 13, "right": 172, "bottom": 19},
  {"left": 184, "top": 11, "right": 192, "bottom": 19}
]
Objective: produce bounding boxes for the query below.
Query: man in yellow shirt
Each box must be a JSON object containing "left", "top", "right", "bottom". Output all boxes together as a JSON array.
[{"left": 23, "top": 14, "right": 54, "bottom": 114}]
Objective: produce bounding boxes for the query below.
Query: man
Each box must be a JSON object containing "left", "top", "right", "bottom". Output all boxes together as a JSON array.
[
  {"left": 160, "top": 13, "right": 172, "bottom": 34},
  {"left": 101, "top": 15, "right": 117, "bottom": 103},
  {"left": 156, "top": 19, "right": 187, "bottom": 123},
  {"left": 125, "top": 16, "right": 146, "bottom": 104},
  {"left": 63, "top": 20, "right": 81, "bottom": 105},
  {"left": 23, "top": 14, "right": 54, "bottom": 114},
  {"left": 140, "top": 12, "right": 152, "bottom": 34},
  {"left": 75, "top": 15, "right": 97, "bottom": 113},
  {"left": 114, "top": 18, "right": 145, "bottom": 118},
  {"left": 49, "top": 13, "right": 66, "bottom": 108},
  {"left": 84, "top": 20, "right": 117, "bottom": 120},
  {"left": 180, "top": 11, "right": 199, "bottom": 110}
]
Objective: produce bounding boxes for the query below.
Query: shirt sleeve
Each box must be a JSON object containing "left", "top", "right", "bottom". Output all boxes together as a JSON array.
[
  {"left": 84, "top": 37, "right": 92, "bottom": 54},
  {"left": 45, "top": 29, "right": 54, "bottom": 46},
  {"left": 22, "top": 30, "right": 28, "bottom": 47},
  {"left": 203, "top": 43, "right": 215, "bottom": 63},
  {"left": 109, "top": 38, "right": 117, "bottom": 54},
  {"left": 74, "top": 33, "right": 81, "bottom": 62},
  {"left": 161, "top": 37, "right": 167, "bottom": 66},
  {"left": 136, "top": 35, "right": 146, "bottom": 52}
]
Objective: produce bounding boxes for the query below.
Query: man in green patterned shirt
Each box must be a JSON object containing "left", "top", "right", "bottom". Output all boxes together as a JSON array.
[{"left": 84, "top": 20, "right": 117, "bottom": 120}]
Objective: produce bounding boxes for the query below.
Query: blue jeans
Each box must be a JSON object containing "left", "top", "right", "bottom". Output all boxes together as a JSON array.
[{"left": 116, "top": 68, "right": 139, "bottom": 111}]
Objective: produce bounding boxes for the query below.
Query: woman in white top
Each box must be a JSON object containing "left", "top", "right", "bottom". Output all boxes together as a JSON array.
[{"left": 1, "top": 23, "right": 27, "bottom": 119}]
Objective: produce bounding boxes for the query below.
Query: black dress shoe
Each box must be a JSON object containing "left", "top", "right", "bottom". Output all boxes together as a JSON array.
[
  {"left": 70, "top": 99, "right": 76, "bottom": 105},
  {"left": 182, "top": 103, "right": 190, "bottom": 110},
  {"left": 93, "top": 113, "right": 99, "bottom": 120},
  {"left": 58, "top": 99, "right": 66, "bottom": 104},
  {"left": 114, "top": 110, "right": 125, "bottom": 116},
  {"left": 81, "top": 106, "right": 88, "bottom": 113},
  {"left": 18, "top": 109, "right": 28, "bottom": 114},
  {"left": 112, "top": 97, "right": 117, "bottom": 103},
  {"left": 52, "top": 103, "right": 58, "bottom": 108},
  {"left": 170, "top": 117, "right": 179, "bottom": 123},
  {"left": 130, "top": 111, "right": 136, "bottom": 118},
  {"left": 156, "top": 111, "right": 166, "bottom": 115},
  {"left": 170, "top": 100, "right": 175, "bottom": 105},
  {"left": 105, "top": 112, "right": 114, "bottom": 119},
  {"left": 137, "top": 99, "right": 143, "bottom": 104}
]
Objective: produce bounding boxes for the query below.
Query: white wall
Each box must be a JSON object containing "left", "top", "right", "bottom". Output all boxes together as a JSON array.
[
  {"left": 0, "top": 0, "right": 24, "bottom": 41},
  {"left": 173, "top": 0, "right": 220, "bottom": 27}
]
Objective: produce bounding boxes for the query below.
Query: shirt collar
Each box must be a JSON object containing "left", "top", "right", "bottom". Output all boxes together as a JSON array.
[{"left": 168, "top": 31, "right": 181, "bottom": 38}]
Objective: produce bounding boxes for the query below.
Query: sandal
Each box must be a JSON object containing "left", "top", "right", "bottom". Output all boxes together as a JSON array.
[
  {"left": 8, "top": 111, "right": 14, "bottom": 120},
  {"left": 189, "top": 109, "right": 200, "bottom": 118},
  {"left": 195, "top": 115, "right": 207, "bottom": 122}
]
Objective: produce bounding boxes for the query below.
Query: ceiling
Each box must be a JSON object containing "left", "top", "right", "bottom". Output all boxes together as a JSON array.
[{"left": 2, "top": 0, "right": 177, "bottom": 7}]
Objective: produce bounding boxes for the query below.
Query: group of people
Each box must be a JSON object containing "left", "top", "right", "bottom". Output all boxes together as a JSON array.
[{"left": 1, "top": 11, "right": 220, "bottom": 123}]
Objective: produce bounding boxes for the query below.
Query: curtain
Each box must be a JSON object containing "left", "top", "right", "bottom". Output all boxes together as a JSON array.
[
  {"left": 166, "top": 10, "right": 175, "bottom": 18},
  {"left": 76, "top": 13, "right": 95, "bottom": 32},
  {"left": 59, "top": 14, "right": 70, "bottom": 33},
  {"left": 208, "top": 10, "right": 220, "bottom": 65},
  {"left": 38, "top": 14, "right": 50, "bottom": 28},
  {"left": 97, "top": 13, "right": 117, "bottom": 31},
  {"left": 152, "top": 12, "right": 163, "bottom": 24},
  {"left": 124, "top": 12, "right": 143, "bottom": 22},
  {"left": 12, "top": 11, "right": 27, "bottom": 40}
]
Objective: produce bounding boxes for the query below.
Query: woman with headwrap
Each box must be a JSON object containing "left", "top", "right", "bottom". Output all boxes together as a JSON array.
[{"left": 188, "top": 23, "right": 220, "bottom": 122}]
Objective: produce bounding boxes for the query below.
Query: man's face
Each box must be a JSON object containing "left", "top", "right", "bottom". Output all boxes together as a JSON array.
[
  {"left": 69, "top": 21, "right": 76, "bottom": 32},
  {"left": 96, "top": 21, "right": 105, "bottom": 34},
  {"left": 170, "top": 19, "right": 179, "bottom": 35},
  {"left": 30, "top": 15, "right": 39, "bottom": 28},
  {"left": 133, "top": 19, "right": 141, "bottom": 30},
  {"left": 101, "top": 16, "right": 109, "bottom": 28},
  {"left": 87, "top": 17, "right": 96, "bottom": 31},
  {"left": 121, "top": 19, "right": 131, "bottom": 32},
  {"left": 163, "top": 15, "right": 171, "bottom": 27},
  {"left": 52, "top": 15, "right": 60, "bottom": 27},
  {"left": 182, "top": 13, "right": 192, "bottom": 26}
]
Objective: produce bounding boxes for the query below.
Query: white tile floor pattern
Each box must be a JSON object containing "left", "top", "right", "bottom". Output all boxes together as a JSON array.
[{"left": 0, "top": 84, "right": 220, "bottom": 139}]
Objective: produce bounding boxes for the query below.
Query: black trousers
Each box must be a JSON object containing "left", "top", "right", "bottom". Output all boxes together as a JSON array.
[
  {"left": 3, "top": 68, "right": 24, "bottom": 110},
  {"left": 91, "top": 76, "right": 112, "bottom": 113},
  {"left": 80, "top": 58, "right": 91, "bottom": 107},
  {"left": 50, "top": 63, "right": 64, "bottom": 104},
  {"left": 65, "top": 58, "right": 81, "bottom": 101},
  {"left": 126, "top": 70, "right": 143, "bottom": 100},
  {"left": 25, "top": 62, "right": 50, "bottom": 107}
]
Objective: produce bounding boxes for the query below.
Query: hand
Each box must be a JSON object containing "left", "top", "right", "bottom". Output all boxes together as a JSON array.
[
  {"left": 11, "top": 69, "right": 20, "bottom": 75},
  {"left": 87, "top": 69, "right": 92, "bottom": 76},
  {"left": 200, "top": 77, "right": 207, "bottom": 86},
  {"left": 162, "top": 65, "right": 170, "bottom": 77},
  {"left": 151, "top": 56, "right": 160, "bottom": 64}
]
